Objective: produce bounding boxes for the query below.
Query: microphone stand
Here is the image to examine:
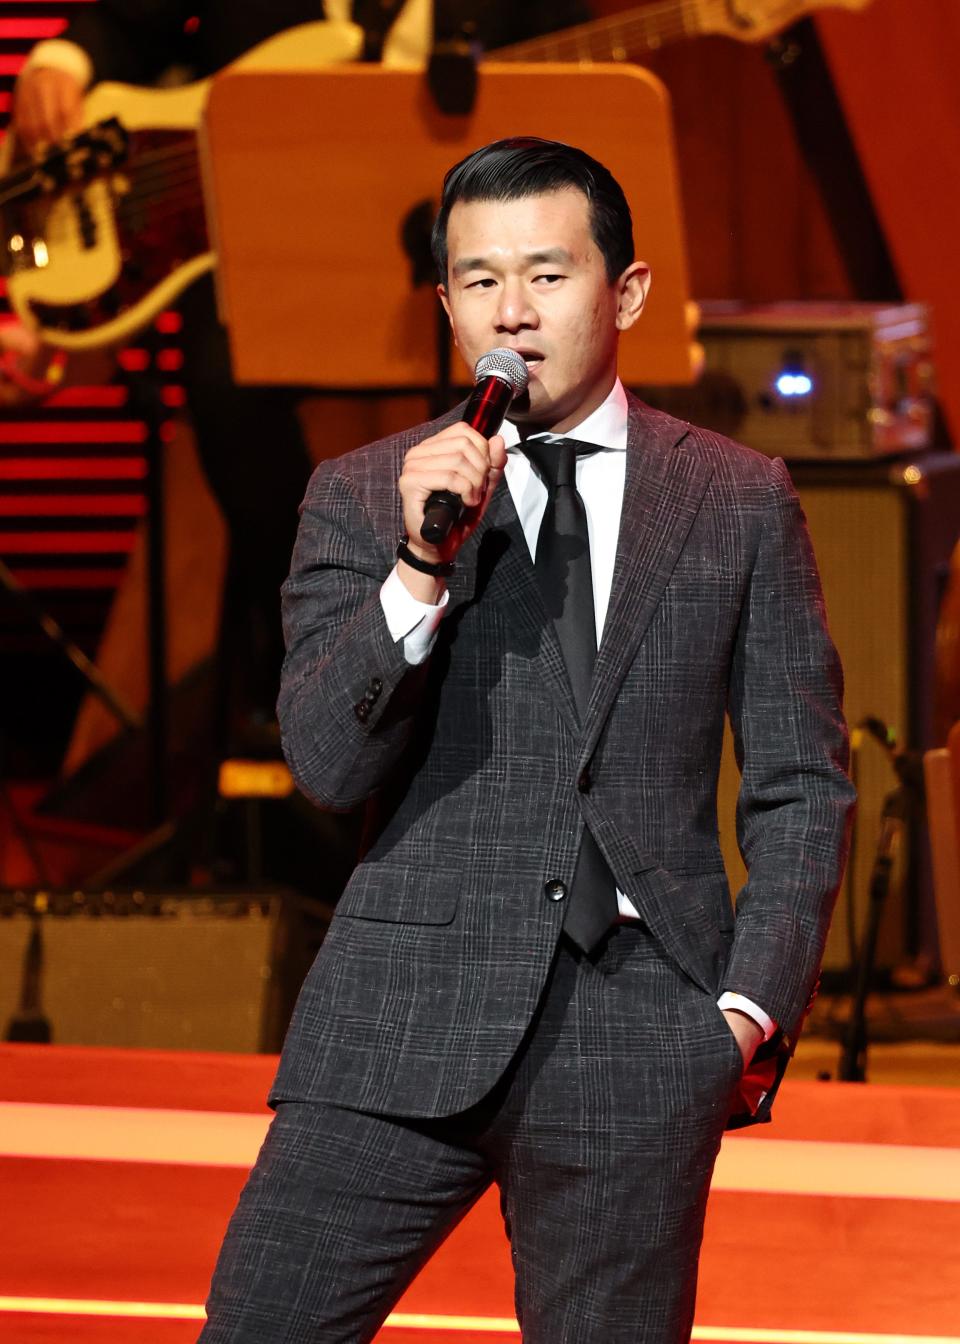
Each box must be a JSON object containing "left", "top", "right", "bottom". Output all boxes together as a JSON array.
[
  {"left": 3, "top": 894, "right": 52, "bottom": 1043},
  {"left": 390, "top": 10, "right": 483, "bottom": 425},
  {"left": 427, "top": 13, "right": 480, "bottom": 118},
  {"left": 838, "top": 745, "right": 926, "bottom": 1082},
  {"left": 838, "top": 787, "right": 907, "bottom": 1081}
]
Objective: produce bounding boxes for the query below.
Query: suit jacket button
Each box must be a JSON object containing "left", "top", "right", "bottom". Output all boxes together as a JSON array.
[
  {"left": 544, "top": 879, "right": 566, "bottom": 902},
  {"left": 577, "top": 768, "right": 591, "bottom": 794},
  {"left": 354, "top": 702, "right": 370, "bottom": 723},
  {"left": 369, "top": 677, "right": 383, "bottom": 696}
]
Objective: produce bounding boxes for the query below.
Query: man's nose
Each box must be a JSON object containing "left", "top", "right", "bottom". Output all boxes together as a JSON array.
[{"left": 494, "top": 283, "right": 538, "bottom": 332}]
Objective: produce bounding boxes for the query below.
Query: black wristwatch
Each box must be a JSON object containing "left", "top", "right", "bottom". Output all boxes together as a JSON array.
[{"left": 396, "top": 538, "right": 455, "bottom": 578}]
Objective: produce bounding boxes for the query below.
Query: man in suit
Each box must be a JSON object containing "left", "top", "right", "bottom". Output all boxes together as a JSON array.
[
  {"left": 12, "top": 0, "right": 587, "bottom": 751},
  {"left": 198, "top": 137, "right": 854, "bottom": 1342}
]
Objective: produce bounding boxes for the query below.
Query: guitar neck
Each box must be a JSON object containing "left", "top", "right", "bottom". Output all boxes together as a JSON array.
[
  {"left": 493, "top": 0, "right": 727, "bottom": 62},
  {"left": 492, "top": 0, "right": 867, "bottom": 63}
]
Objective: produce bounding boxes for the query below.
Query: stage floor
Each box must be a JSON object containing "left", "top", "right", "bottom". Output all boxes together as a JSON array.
[{"left": 2, "top": 1043, "right": 959, "bottom": 1343}]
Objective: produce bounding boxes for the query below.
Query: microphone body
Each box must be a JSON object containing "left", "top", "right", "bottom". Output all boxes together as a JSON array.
[{"left": 420, "top": 348, "right": 528, "bottom": 546}]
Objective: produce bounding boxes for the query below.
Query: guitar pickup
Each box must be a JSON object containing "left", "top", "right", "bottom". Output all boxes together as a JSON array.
[{"left": 73, "top": 193, "right": 97, "bottom": 250}]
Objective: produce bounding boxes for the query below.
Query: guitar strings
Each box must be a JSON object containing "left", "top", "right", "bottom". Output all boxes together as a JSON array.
[
  {"left": 495, "top": 0, "right": 717, "bottom": 60},
  {"left": 2, "top": 146, "right": 203, "bottom": 239},
  {"left": 110, "top": 154, "right": 200, "bottom": 188},
  {"left": 124, "top": 163, "right": 202, "bottom": 202},
  {"left": 115, "top": 150, "right": 201, "bottom": 190},
  {"left": 124, "top": 140, "right": 198, "bottom": 165},
  {"left": 26, "top": 175, "right": 205, "bottom": 249},
  {"left": 118, "top": 182, "right": 206, "bottom": 218},
  {"left": 117, "top": 192, "right": 207, "bottom": 228},
  {"left": 31, "top": 163, "right": 202, "bottom": 225},
  {"left": 491, "top": 0, "right": 802, "bottom": 62},
  {"left": 6, "top": 137, "right": 198, "bottom": 200},
  {"left": 55, "top": 187, "right": 205, "bottom": 236}
]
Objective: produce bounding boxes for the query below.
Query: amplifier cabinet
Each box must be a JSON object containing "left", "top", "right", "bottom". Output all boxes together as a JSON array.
[
  {"left": 716, "top": 453, "right": 960, "bottom": 973},
  {"left": 0, "top": 889, "right": 297, "bottom": 1052},
  {"left": 638, "top": 301, "right": 933, "bottom": 461}
]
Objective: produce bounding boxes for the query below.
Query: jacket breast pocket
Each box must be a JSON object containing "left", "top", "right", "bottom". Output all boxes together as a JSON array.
[{"left": 335, "top": 863, "right": 459, "bottom": 926}]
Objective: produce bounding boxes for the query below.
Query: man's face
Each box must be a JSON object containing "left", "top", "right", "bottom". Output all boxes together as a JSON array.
[{"left": 439, "top": 188, "right": 649, "bottom": 433}]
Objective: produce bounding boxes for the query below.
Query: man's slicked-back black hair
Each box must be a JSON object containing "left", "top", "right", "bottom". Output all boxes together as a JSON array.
[{"left": 431, "top": 136, "right": 634, "bottom": 284}]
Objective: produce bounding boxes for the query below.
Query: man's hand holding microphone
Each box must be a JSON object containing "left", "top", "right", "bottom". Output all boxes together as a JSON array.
[{"left": 396, "top": 349, "right": 528, "bottom": 602}]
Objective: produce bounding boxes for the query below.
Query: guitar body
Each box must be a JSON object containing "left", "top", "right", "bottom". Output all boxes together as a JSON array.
[
  {"left": 1, "top": 20, "right": 363, "bottom": 350},
  {"left": 4, "top": 83, "right": 212, "bottom": 350}
]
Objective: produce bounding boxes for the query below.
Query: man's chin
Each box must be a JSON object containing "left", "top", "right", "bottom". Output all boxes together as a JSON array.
[{"left": 507, "top": 388, "right": 569, "bottom": 432}]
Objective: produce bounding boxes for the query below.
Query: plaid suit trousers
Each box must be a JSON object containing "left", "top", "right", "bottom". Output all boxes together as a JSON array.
[{"left": 200, "top": 925, "right": 744, "bottom": 1343}]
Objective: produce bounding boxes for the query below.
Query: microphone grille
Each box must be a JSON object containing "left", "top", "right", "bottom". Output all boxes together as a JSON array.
[{"left": 474, "top": 347, "right": 529, "bottom": 395}]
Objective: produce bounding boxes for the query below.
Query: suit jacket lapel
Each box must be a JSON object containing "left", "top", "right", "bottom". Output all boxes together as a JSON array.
[
  {"left": 444, "top": 395, "right": 712, "bottom": 747},
  {"left": 580, "top": 398, "right": 714, "bottom": 766},
  {"left": 449, "top": 473, "right": 582, "bottom": 739}
]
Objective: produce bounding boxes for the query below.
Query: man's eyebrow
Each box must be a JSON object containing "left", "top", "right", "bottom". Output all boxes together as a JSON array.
[
  {"left": 524, "top": 248, "right": 575, "bottom": 267},
  {"left": 451, "top": 255, "right": 492, "bottom": 278},
  {"left": 451, "top": 247, "right": 576, "bottom": 278}
]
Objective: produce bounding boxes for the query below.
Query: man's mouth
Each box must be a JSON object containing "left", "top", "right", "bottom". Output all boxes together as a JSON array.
[{"left": 516, "top": 350, "right": 544, "bottom": 371}]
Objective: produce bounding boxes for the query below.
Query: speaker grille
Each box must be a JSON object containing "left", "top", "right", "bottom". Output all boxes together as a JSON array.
[{"left": 0, "top": 894, "right": 285, "bottom": 1052}]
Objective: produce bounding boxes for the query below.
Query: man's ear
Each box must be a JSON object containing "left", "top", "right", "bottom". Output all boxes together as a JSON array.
[
  {"left": 437, "top": 283, "right": 460, "bottom": 351},
  {"left": 615, "top": 262, "right": 651, "bottom": 332}
]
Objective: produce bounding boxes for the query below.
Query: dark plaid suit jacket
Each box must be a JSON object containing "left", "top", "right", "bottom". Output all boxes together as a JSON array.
[{"left": 273, "top": 393, "right": 854, "bottom": 1128}]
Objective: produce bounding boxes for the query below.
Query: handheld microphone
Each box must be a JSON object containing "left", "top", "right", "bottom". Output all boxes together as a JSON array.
[{"left": 420, "top": 347, "right": 529, "bottom": 546}]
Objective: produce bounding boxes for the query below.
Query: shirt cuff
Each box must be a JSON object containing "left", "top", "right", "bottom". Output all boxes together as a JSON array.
[
  {"left": 717, "top": 991, "right": 777, "bottom": 1042},
  {"left": 20, "top": 39, "right": 94, "bottom": 90},
  {"left": 380, "top": 564, "right": 448, "bottom": 665}
]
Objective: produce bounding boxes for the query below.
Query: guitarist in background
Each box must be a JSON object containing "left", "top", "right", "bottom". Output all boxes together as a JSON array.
[{"left": 12, "top": 0, "right": 588, "bottom": 755}]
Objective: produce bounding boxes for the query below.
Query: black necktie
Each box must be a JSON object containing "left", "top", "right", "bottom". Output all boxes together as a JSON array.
[{"left": 522, "top": 437, "right": 620, "bottom": 952}]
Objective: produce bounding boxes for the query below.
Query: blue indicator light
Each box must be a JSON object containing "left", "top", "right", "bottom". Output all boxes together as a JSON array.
[{"left": 776, "top": 372, "right": 814, "bottom": 397}]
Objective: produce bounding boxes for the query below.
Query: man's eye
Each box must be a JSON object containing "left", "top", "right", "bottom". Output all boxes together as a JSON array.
[
  {"left": 466, "top": 278, "right": 496, "bottom": 289},
  {"left": 535, "top": 274, "right": 564, "bottom": 284}
]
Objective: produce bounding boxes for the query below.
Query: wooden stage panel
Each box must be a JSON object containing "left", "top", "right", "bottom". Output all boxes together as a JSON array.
[
  {"left": 2, "top": 1043, "right": 277, "bottom": 1114},
  {"left": 2, "top": 1045, "right": 960, "bottom": 1341},
  {"left": 699, "top": 1191, "right": 960, "bottom": 1334},
  {"left": 0, "top": 1157, "right": 245, "bottom": 1303},
  {"left": 0, "top": 1319, "right": 199, "bottom": 1344}
]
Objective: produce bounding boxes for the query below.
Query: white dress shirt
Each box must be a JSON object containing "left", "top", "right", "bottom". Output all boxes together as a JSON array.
[{"left": 381, "top": 379, "right": 775, "bottom": 1040}]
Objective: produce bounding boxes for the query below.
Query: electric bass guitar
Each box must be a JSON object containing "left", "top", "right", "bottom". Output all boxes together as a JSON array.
[{"left": 0, "top": 0, "right": 871, "bottom": 351}]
